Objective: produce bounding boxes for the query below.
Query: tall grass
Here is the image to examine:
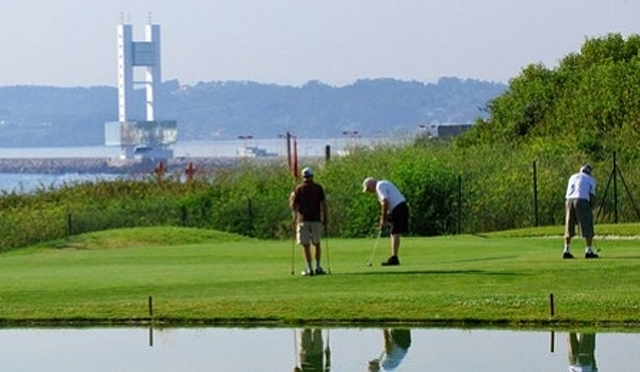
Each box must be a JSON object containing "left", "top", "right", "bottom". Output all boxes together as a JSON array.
[{"left": 0, "top": 140, "right": 638, "bottom": 252}]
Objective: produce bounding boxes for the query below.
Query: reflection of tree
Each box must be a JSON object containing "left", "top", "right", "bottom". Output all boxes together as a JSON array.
[
  {"left": 294, "top": 328, "right": 330, "bottom": 372},
  {"left": 568, "top": 333, "right": 597, "bottom": 372},
  {"left": 368, "top": 329, "right": 411, "bottom": 371}
]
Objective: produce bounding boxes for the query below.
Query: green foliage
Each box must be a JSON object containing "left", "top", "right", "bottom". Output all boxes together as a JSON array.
[
  {"left": 0, "top": 178, "right": 205, "bottom": 252},
  {"left": 201, "top": 163, "right": 295, "bottom": 238},
  {"left": 462, "top": 33, "right": 640, "bottom": 162},
  {"left": 440, "top": 32, "right": 640, "bottom": 231},
  {"left": 320, "top": 143, "right": 459, "bottom": 237}
]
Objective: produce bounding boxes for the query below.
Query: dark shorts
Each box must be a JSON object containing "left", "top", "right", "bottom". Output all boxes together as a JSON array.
[{"left": 389, "top": 202, "right": 409, "bottom": 235}]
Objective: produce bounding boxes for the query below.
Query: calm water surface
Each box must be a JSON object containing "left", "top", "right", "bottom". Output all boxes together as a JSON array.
[
  {"left": 0, "top": 138, "right": 399, "bottom": 193},
  {"left": 0, "top": 327, "right": 637, "bottom": 371},
  {"left": 0, "top": 137, "right": 395, "bottom": 159}
]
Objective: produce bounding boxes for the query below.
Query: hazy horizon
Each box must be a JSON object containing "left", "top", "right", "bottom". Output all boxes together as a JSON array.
[{"left": 0, "top": 0, "right": 637, "bottom": 88}]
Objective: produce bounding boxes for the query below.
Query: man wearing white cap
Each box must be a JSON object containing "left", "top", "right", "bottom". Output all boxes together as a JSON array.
[
  {"left": 290, "top": 167, "right": 328, "bottom": 275},
  {"left": 362, "top": 177, "right": 409, "bottom": 266},
  {"left": 564, "top": 164, "right": 598, "bottom": 259}
]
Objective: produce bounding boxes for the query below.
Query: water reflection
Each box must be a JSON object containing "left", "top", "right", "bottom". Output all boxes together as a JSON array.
[
  {"left": 1, "top": 327, "right": 638, "bottom": 371},
  {"left": 294, "top": 328, "right": 331, "bottom": 372},
  {"left": 568, "top": 332, "right": 597, "bottom": 372},
  {"left": 368, "top": 329, "right": 411, "bottom": 371}
]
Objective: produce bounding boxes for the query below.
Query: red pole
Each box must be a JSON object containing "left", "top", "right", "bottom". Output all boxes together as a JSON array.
[
  {"left": 185, "top": 161, "right": 196, "bottom": 182},
  {"left": 291, "top": 138, "right": 299, "bottom": 180}
]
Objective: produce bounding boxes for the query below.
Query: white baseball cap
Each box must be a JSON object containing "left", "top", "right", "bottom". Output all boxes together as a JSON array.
[
  {"left": 362, "top": 177, "right": 376, "bottom": 192},
  {"left": 302, "top": 167, "right": 314, "bottom": 177},
  {"left": 580, "top": 164, "right": 592, "bottom": 174}
]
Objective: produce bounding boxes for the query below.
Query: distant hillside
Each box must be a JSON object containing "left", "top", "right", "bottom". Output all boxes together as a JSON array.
[{"left": 0, "top": 77, "right": 506, "bottom": 147}]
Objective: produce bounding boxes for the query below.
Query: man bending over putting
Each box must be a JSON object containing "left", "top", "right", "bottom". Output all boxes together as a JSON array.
[{"left": 363, "top": 177, "right": 409, "bottom": 266}]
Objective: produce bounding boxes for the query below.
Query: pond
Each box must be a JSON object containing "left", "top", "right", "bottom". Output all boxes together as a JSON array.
[{"left": 0, "top": 326, "right": 637, "bottom": 371}]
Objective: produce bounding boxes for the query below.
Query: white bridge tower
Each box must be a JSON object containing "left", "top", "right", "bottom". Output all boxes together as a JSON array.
[{"left": 105, "top": 16, "right": 177, "bottom": 160}]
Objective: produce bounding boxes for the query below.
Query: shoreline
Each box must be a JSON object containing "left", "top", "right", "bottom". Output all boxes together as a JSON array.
[{"left": 0, "top": 157, "right": 288, "bottom": 175}]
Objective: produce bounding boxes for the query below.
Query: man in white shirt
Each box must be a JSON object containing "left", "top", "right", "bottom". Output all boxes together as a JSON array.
[
  {"left": 367, "top": 329, "right": 411, "bottom": 371},
  {"left": 363, "top": 177, "right": 409, "bottom": 266},
  {"left": 564, "top": 164, "right": 597, "bottom": 259}
]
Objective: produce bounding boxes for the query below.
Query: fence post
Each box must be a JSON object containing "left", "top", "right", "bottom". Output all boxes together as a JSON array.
[
  {"left": 533, "top": 160, "right": 539, "bottom": 227},
  {"left": 457, "top": 174, "right": 462, "bottom": 234},
  {"left": 181, "top": 206, "right": 187, "bottom": 226},
  {"left": 613, "top": 151, "right": 618, "bottom": 223},
  {"left": 286, "top": 132, "right": 292, "bottom": 169},
  {"left": 67, "top": 213, "right": 72, "bottom": 237},
  {"left": 247, "top": 198, "right": 253, "bottom": 236}
]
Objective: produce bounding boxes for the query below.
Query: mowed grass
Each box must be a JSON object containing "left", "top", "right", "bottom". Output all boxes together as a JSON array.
[{"left": 1, "top": 225, "right": 640, "bottom": 328}]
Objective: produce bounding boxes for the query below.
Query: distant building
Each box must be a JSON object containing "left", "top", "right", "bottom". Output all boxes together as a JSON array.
[
  {"left": 236, "top": 146, "right": 278, "bottom": 158},
  {"left": 104, "top": 18, "right": 177, "bottom": 161},
  {"left": 418, "top": 123, "right": 473, "bottom": 139}
]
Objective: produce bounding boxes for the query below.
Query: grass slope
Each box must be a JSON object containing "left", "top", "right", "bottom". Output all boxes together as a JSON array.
[{"left": 1, "top": 224, "right": 639, "bottom": 328}]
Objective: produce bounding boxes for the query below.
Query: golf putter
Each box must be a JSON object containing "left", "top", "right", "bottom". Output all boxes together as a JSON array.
[{"left": 366, "top": 229, "right": 383, "bottom": 267}]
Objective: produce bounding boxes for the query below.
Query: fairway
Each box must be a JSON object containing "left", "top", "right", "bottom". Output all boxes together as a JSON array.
[{"left": 1, "top": 226, "right": 639, "bottom": 328}]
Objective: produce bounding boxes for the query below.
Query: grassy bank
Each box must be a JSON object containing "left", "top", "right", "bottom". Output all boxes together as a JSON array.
[{"left": 1, "top": 224, "right": 639, "bottom": 328}]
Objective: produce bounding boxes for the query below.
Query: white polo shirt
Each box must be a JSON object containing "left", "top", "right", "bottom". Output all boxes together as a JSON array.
[
  {"left": 565, "top": 172, "right": 596, "bottom": 200},
  {"left": 375, "top": 180, "right": 406, "bottom": 210}
]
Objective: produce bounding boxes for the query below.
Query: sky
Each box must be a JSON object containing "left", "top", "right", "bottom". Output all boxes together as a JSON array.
[{"left": 0, "top": 0, "right": 637, "bottom": 88}]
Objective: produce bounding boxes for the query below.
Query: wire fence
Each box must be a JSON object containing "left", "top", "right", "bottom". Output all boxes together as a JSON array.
[{"left": 0, "top": 151, "right": 638, "bottom": 252}]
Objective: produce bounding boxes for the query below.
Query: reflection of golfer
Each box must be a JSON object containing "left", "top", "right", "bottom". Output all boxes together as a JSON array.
[
  {"left": 368, "top": 329, "right": 411, "bottom": 371},
  {"left": 568, "top": 333, "right": 597, "bottom": 372},
  {"left": 294, "top": 328, "right": 330, "bottom": 372}
]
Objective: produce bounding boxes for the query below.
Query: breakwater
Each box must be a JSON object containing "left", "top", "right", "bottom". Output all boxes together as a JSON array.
[{"left": 0, "top": 157, "right": 262, "bottom": 175}]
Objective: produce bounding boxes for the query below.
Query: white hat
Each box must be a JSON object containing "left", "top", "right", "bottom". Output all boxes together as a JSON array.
[
  {"left": 302, "top": 167, "right": 314, "bottom": 178},
  {"left": 580, "top": 164, "right": 592, "bottom": 175},
  {"left": 362, "top": 177, "right": 376, "bottom": 192}
]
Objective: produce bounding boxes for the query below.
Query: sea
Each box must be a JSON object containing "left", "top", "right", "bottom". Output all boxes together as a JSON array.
[{"left": 0, "top": 136, "right": 403, "bottom": 193}]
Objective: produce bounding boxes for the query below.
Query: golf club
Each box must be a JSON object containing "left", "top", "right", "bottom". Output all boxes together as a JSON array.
[
  {"left": 366, "top": 229, "right": 383, "bottom": 267},
  {"left": 325, "top": 329, "right": 331, "bottom": 369},
  {"left": 290, "top": 211, "right": 296, "bottom": 275},
  {"left": 293, "top": 329, "right": 300, "bottom": 370},
  {"left": 290, "top": 238, "right": 295, "bottom": 275},
  {"left": 325, "top": 229, "right": 331, "bottom": 274}
]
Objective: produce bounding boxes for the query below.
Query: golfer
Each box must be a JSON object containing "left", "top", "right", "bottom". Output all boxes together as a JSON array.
[
  {"left": 362, "top": 177, "right": 409, "bottom": 266},
  {"left": 290, "top": 167, "right": 328, "bottom": 276},
  {"left": 294, "top": 328, "right": 330, "bottom": 372},
  {"left": 368, "top": 329, "right": 411, "bottom": 371},
  {"left": 563, "top": 164, "right": 598, "bottom": 259},
  {"left": 567, "top": 333, "right": 598, "bottom": 371}
]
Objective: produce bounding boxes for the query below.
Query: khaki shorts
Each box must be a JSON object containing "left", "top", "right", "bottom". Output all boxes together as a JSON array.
[
  {"left": 297, "top": 221, "right": 323, "bottom": 246},
  {"left": 565, "top": 198, "right": 594, "bottom": 238}
]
